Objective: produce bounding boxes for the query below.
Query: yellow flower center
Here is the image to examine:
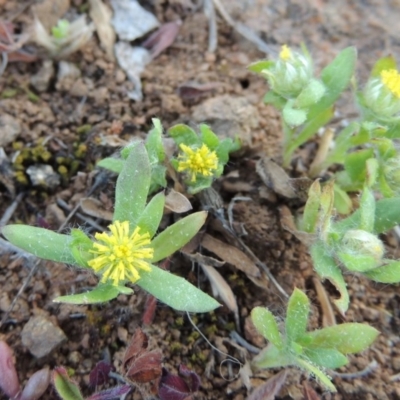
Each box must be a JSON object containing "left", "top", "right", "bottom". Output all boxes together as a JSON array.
[
  {"left": 87, "top": 221, "right": 153, "bottom": 286},
  {"left": 177, "top": 143, "right": 218, "bottom": 182},
  {"left": 279, "top": 44, "right": 292, "bottom": 61},
  {"left": 381, "top": 69, "right": 400, "bottom": 98}
]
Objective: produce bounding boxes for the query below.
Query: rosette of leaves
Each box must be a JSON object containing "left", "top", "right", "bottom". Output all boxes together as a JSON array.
[
  {"left": 2, "top": 142, "right": 219, "bottom": 313},
  {"left": 251, "top": 289, "right": 379, "bottom": 392},
  {"left": 250, "top": 46, "right": 356, "bottom": 167},
  {"left": 298, "top": 179, "right": 400, "bottom": 313},
  {"left": 98, "top": 118, "right": 167, "bottom": 194},
  {"left": 168, "top": 123, "right": 240, "bottom": 194}
]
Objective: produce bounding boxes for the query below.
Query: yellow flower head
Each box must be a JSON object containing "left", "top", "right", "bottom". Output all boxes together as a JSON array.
[
  {"left": 380, "top": 69, "right": 400, "bottom": 98},
  {"left": 88, "top": 221, "right": 153, "bottom": 286},
  {"left": 177, "top": 143, "right": 218, "bottom": 182},
  {"left": 279, "top": 44, "right": 292, "bottom": 61}
]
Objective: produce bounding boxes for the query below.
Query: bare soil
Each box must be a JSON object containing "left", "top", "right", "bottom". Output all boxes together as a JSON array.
[{"left": 1, "top": 1, "right": 400, "bottom": 399}]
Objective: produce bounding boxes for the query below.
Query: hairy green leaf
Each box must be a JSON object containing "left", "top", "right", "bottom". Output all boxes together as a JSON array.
[
  {"left": 364, "top": 260, "right": 400, "bottom": 283},
  {"left": 53, "top": 367, "right": 84, "bottom": 400},
  {"left": 97, "top": 157, "right": 124, "bottom": 174},
  {"left": 304, "top": 347, "right": 348, "bottom": 369},
  {"left": 53, "top": 284, "right": 125, "bottom": 304},
  {"left": 137, "top": 192, "right": 165, "bottom": 238},
  {"left": 251, "top": 307, "right": 284, "bottom": 350},
  {"left": 285, "top": 289, "right": 310, "bottom": 342}
]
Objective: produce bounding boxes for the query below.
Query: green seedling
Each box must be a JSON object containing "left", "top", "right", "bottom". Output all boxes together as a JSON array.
[
  {"left": 298, "top": 180, "right": 400, "bottom": 313},
  {"left": 98, "top": 118, "right": 167, "bottom": 194},
  {"left": 168, "top": 123, "right": 240, "bottom": 194},
  {"left": 2, "top": 142, "right": 219, "bottom": 313},
  {"left": 51, "top": 19, "right": 70, "bottom": 40},
  {"left": 251, "top": 289, "right": 379, "bottom": 392}
]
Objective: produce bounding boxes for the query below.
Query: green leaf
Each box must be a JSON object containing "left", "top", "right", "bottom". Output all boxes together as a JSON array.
[
  {"left": 365, "top": 157, "right": 379, "bottom": 188},
  {"left": 335, "top": 197, "right": 400, "bottom": 234},
  {"left": 310, "top": 242, "right": 349, "bottom": 314},
  {"left": 151, "top": 211, "right": 207, "bottom": 262},
  {"left": 252, "top": 344, "right": 291, "bottom": 369},
  {"left": 97, "top": 157, "right": 124, "bottom": 174},
  {"left": 359, "top": 188, "right": 375, "bottom": 232},
  {"left": 364, "top": 260, "right": 400, "bottom": 283},
  {"left": 248, "top": 59, "right": 275, "bottom": 73},
  {"left": 137, "top": 265, "right": 220, "bottom": 312},
  {"left": 53, "top": 367, "right": 84, "bottom": 400},
  {"left": 307, "top": 47, "right": 357, "bottom": 121},
  {"left": 337, "top": 252, "right": 379, "bottom": 273},
  {"left": 168, "top": 124, "right": 200, "bottom": 147},
  {"left": 186, "top": 176, "right": 214, "bottom": 194},
  {"left": 113, "top": 142, "right": 151, "bottom": 229},
  {"left": 1, "top": 225, "right": 76, "bottom": 265},
  {"left": 302, "top": 180, "right": 321, "bottom": 233},
  {"left": 295, "top": 79, "right": 326, "bottom": 109},
  {"left": 251, "top": 307, "right": 284, "bottom": 350},
  {"left": 370, "top": 55, "right": 397, "bottom": 78},
  {"left": 215, "top": 139, "right": 238, "bottom": 165},
  {"left": 333, "top": 184, "right": 352, "bottom": 215},
  {"left": 344, "top": 149, "right": 374, "bottom": 183},
  {"left": 53, "top": 284, "right": 123, "bottom": 304},
  {"left": 308, "top": 323, "right": 379, "bottom": 354},
  {"left": 282, "top": 104, "right": 307, "bottom": 126},
  {"left": 200, "top": 124, "right": 219, "bottom": 150},
  {"left": 263, "top": 91, "right": 286, "bottom": 109},
  {"left": 146, "top": 118, "right": 165, "bottom": 163},
  {"left": 295, "top": 358, "right": 337, "bottom": 392},
  {"left": 285, "top": 289, "right": 310, "bottom": 342},
  {"left": 137, "top": 192, "right": 165, "bottom": 238},
  {"left": 303, "top": 347, "right": 348, "bottom": 369},
  {"left": 69, "top": 229, "right": 93, "bottom": 267}
]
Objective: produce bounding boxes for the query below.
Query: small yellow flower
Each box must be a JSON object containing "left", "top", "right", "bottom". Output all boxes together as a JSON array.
[
  {"left": 279, "top": 44, "right": 292, "bottom": 61},
  {"left": 381, "top": 69, "right": 400, "bottom": 98},
  {"left": 177, "top": 143, "right": 218, "bottom": 182},
  {"left": 88, "top": 221, "right": 153, "bottom": 286}
]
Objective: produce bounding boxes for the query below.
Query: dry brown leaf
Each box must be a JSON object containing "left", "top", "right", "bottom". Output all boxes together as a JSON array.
[
  {"left": 201, "top": 233, "right": 260, "bottom": 278},
  {"left": 246, "top": 370, "right": 288, "bottom": 400},
  {"left": 302, "top": 381, "right": 321, "bottom": 400},
  {"left": 89, "top": 0, "right": 116, "bottom": 61},
  {"left": 312, "top": 276, "right": 336, "bottom": 327},
  {"left": 165, "top": 189, "right": 192, "bottom": 213},
  {"left": 80, "top": 197, "right": 113, "bottom": 220}
]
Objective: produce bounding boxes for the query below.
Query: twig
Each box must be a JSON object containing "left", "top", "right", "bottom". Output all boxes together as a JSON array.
[
  {"left": 329, "top": 360, "right": 378, "bottom": 379},
  {"left": 0, "top": 52, "right": 8, "bottom": 77},
  {"left": 229, "top": 330, "right": 260, "bottom": 354},
  {"left": 203, "top": 0, "right": 217, "bottom": 52},
  {"left": 0, "top": 192, "right": 24, "bottom": 227}
]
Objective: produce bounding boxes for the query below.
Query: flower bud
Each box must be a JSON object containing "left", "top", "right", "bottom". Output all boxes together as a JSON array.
[
  {"left": 383, "top": 156, "right": 400, "bottom": 192},
  {"left": 337, "top": 229, "right": 384, "bottom": 272},
  {"left": 363, "top": 69, "right": 400, "bottom": 119},
  {"left": 263, "top": 45, "right": 313, "bottom": 99}
]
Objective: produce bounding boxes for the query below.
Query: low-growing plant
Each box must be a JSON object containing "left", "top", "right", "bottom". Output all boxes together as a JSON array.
[
  {"left": 0, "top": 340, "right": 50, "bottom": 400},
  {"left": 2, "top": 142, "right": 219, "bottom": 312},
  {"left": 251, "top": 289, "right": 379, "bottom": 392}
]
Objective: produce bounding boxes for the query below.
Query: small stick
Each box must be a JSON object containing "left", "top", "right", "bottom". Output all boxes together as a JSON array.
[
  {"left": 330, "top": 360, "right": 378, "bottom": 379},
  {"left": 203, "top": 0, "right": 217, "bottom": 52}
]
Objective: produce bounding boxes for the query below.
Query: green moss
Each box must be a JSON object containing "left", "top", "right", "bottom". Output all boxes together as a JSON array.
[{"left": 76, "top": 124, "right": 92, "bottom": 135}]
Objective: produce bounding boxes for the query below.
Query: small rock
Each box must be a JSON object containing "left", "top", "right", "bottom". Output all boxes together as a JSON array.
[
  {"left": 21, "top": 315, "right": 67, "bottom": 358},
  {"left": 0, "top": 114, "right": 21, "bottom": 147},
  {"left": 56, "top": 61, "right": 81, "bottom": 92},
  {"left": 69, "top": 78, "right": 89, "bottom": 97},
  {"left": 30, "top": 60, "right": 55, "bottom": 92},
  {"left": 26, "top": 164, "right": 60, "bottom": 189}
]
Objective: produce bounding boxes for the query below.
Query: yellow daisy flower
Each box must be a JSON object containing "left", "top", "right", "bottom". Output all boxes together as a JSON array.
[
  {"left": 279, "top": 44, "right": 292, "bottom": 61},
  {"left": 88, "top": 221, "right": 153, "bottom": 286},
  {"left": 177, "top": 143, "right": 218, "bottom": 182},
  {"left": 381, "top": 69, "right": 400, "bottom": 98}
]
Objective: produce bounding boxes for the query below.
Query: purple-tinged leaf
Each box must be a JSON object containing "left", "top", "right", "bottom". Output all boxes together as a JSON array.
[
  {"left": 246, "top": 370, "right": 287, "bottom": 400},
  {"left": 90, "top": 361, "right": 113, "bottom": 387},
  {"left": 86, "top": 385, "right": 131, "bottom": 400},
  {"left": 126, "top": 350, "right": 162, "bottom": 383},
  {"left": 142, "top": 21, "right": 182, "bottom": 59},
  {"left": 177, "top": 82, "right": 220, "bottom": 100},
  {"left": 159, "top": 365, "right": 200, "bottom": 400},
  {"left": 20, "top": 367, "right": 50, "bottom": 400},
  {"left": 0, "top": 340, "right": 20, "bottom": 398},
  {"left": 53, "top": 367, "right": 84, "bottom": 400},
  {"left": 302, "top": 381, "right": 321, "bottom": 400}
]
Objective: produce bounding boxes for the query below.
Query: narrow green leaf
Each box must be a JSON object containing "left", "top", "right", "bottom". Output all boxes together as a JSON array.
[
  {"left": 302, "top": 180, "right": 321, "bottom": 233},
  {"left": 359, "top": 187, "right": 375, "bottom": 232},
  {"left": 303, "top": 347, "right": 348, "bottom": 369},
  {"left": 53, "top": 284, "right": 121, "bottom": 304},
  {"left": 69, "top": 229, "right": 93, "bottom": 267},
  {"left": 319, "top": 180, "right": 335, "bottom": 236},
  {"left": 285, "top": 289, "right": 310, "bottom": 342},
  {"left": 137, "top": 192, "right": 165, "bottom": 238},
  {"left": 263, "top": 91, "right": 286, "bottom": 109},
  {"left": 187, "top": 177, "right": 214, "bottom": 194},
  {"left": 295, "top": 358, "right": 337, "bottom": 392},
  {"left": 310, "top": 242, "right": 349, "bottom": 313},
  {"left": 137, "top": 265, "right": 220, "bottom": 312},
  {"left": 97, "top": 158, "right": 124, "bottom": 174},
  {"left": 364, "top": 260, "right": 400, "bottom": 283},
  {"left": 365, "top": 158, "right": 379, "bottom": 188},
  {"left": 53, "top": 367, "right": 84, "bottom": 400},
  {"left": 151, "top": 211, "right": 207, "bottom": 263},
  {"left": 113, "top": 142, "right": 151, "bottom": 229},
  {"left": 1, "top": 225, "right": 76, "bottom": 265},
  {"left": 307, "top": 47, "right": 357, "bottom": 121},
  {"left": 248, "top": 60, "right": 274, "bottom": 73},
  {"left": 333, "top": 184, "right": 352, "bottom": 215},
  {"left": 251, "top": 307, "right": 284, "bottom": 350},
  {"left": 200, "top": 124, "right": 219, "bottom": 149},
  {"left": 146, "top": 118, "right": 165, "bottom": 163},
  {"left": 344, "top": 149, "right": 374, "bottom": 183},
  {"left": 308, "top": 323, "right": 379, "bottom": 354},
  {"left": 252, "top": 344, "right": 291, "bottom": 369}
]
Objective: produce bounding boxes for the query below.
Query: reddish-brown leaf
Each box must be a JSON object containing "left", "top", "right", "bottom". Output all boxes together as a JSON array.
[
  {"left": 246, "top": 370, "right": 287, "bottom": 400},
  {"left": 122, "top": 328, "right": 148, "bottom": 371},
  {"left": 126, "top": 349, "right": 162, "bottom": 383},
  {"left": 302, "top": 382, "right": 321, "bottom": 400},
  {"left": 177, "top": 82, "right": 220, "bottom": 100}
]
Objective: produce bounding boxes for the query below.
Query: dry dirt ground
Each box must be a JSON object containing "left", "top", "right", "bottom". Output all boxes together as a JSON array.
[{"left": 1, "top": 0, "right": 400, "bottom": 399}]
